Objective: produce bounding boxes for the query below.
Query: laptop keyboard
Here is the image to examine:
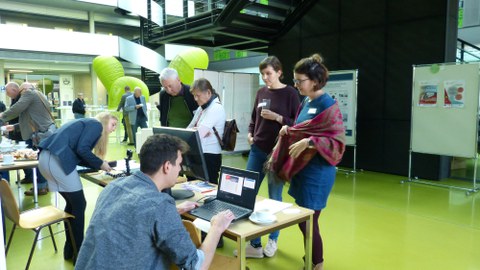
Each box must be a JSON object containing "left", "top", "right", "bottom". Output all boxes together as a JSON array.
[{"left": 202, "top": 200, "right": 250, "bottom": 219}]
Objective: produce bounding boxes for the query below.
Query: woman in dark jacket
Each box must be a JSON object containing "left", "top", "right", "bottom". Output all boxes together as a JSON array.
[{"left": 37, "top": 112, "right": 117, "bottom": 260}]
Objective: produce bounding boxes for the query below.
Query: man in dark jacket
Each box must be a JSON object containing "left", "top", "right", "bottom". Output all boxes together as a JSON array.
[
  {"left": 72, "top": 93, "right": 86, "bottom": 119},
  {"left": 117, "top": 86, "right": 132, "bottom": 142},
  {"left": 156, "top": 68, "right": 198, "bottom": 128}
]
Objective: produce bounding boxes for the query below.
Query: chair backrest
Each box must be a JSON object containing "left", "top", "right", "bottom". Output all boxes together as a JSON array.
[
  {"left": 0, "top": 179, "right": 20, "bottom": 225},
  {"left": 182, "top": 220, "right": 201, "bottom": 248}
]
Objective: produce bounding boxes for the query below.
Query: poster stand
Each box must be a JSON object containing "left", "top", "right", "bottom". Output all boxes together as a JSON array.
[
  {"left": 324, "top": 70, "right": 359, "bottom": 174},
  {"left": 402, "top": 62, "right": 480, "bottom": 195},
  {"left": 337, "top": 145, "right": 358, "bottom": 174},
  {"left": 403, "top": 150, "right": 479, "bottom": 195}
]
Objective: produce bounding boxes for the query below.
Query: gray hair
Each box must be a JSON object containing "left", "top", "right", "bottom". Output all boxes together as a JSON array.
[{"left": 159, "top": 68, "right": 179, "bottom": 81}]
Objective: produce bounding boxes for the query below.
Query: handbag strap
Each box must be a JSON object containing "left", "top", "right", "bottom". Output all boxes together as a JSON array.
[{"left": 212, "top": 127, "right": 224, "bottom": 147}]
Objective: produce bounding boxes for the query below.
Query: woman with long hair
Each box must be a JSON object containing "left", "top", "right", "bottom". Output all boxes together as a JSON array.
[{"left": 37, "top": 112, "right": 117, "bottom": 261}]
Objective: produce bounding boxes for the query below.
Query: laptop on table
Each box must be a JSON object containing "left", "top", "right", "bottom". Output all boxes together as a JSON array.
[{"left": 189, "top": 166, "right": 259, "bottom": 222}]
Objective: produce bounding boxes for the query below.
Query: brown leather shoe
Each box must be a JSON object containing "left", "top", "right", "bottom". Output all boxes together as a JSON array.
[{"left": 24, "top": 187, "right": 49, "bottom": 196}]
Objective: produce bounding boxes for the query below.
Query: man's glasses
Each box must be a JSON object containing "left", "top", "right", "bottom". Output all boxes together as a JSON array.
[{"left": 292, "top": 78, "right": 309, "bottom": 85}]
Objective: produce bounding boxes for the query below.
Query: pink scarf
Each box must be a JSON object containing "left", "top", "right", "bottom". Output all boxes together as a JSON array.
[{"left": 267, "top": 102, "right": 346, "bottom": 182}]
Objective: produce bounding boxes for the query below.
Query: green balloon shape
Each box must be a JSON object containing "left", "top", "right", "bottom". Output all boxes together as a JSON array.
[
  {"left": 109, "top": 76, "right": 150, "bottom": 110},
  {"left": 93, "top": 56, "right": 125, "bottom": 91},
  {"left": 169, "top": 47, "right": 209, "bottom": 85}
]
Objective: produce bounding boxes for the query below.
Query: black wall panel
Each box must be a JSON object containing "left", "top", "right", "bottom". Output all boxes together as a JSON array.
[
  {"left": 270, "top": 0, "right": 457, "bottom": 179},
  {"left": 340, "top": 0, "right": 386, "bottom": 30}
]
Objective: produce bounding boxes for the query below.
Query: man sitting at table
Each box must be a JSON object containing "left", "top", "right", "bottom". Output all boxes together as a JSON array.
[{"left": 76, "top": 134, "right": 234, "bottom": 270}]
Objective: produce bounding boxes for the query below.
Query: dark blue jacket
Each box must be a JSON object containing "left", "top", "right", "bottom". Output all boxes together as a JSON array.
[{"left": 39, "top": 118, "right": 103, "bottom": 175}]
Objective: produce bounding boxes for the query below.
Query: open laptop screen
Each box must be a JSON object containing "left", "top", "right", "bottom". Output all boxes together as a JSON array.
[{"left": 217, "top": 166, "right": 259, "bottom": 210}]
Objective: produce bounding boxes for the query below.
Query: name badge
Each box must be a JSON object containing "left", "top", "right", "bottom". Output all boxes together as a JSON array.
[
  {"left": 258, "top": 102, "right": 266, "bottom": 108},
  {"left": 308, "top": 108, "right": 317, "bottom": 114}
]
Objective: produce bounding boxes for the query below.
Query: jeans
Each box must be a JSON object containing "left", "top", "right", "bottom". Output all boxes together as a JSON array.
[{"left": 247, "top": 144, "right": 283, "bottom": 247}]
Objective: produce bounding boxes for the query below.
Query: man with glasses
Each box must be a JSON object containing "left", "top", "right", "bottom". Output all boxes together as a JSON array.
[
  {"left": 156, "top": 68, "right": 198, "bottom": 128},
  {"left": 0, "top": 82, "right": 55, "bottom": 195}
]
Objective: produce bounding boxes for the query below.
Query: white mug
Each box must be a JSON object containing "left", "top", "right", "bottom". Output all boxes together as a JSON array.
[{"left": 3, "top": 154, "right": 14, "bottom": 165}]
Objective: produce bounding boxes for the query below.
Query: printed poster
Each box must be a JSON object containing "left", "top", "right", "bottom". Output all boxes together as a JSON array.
[
  {"left": 443, "top": 80, "right": 465, "bottom": 108},
  {"left": 418, "top": 81, "right": 438, "bottom": 107},
  {"left": 324, "top": 73, "right": 355, "bottom": 137}
]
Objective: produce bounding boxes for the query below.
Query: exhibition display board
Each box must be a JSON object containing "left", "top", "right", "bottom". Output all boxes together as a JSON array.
[
  {"left": 194, "top": 69, "right": 259, "bottom": 152},
  {"left": 408, "top": 62, "right": 480, "bottom": 194},
  {"left": 323, "top": 70, "right": 358, "bottom": 172},
  {"left": 411, "top": 63, "right": 480, "bottom": 158},
  {"left": 323, "top": 70, "right": 358, "bottom": 146}
]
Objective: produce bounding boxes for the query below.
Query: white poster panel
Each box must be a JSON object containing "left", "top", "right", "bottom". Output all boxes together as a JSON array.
[
  {"left": 411, "top": 63, "right": 480, "bottom": 158},
  {"left": 323, "top": 70, "right": 358, "bottom": 145}
]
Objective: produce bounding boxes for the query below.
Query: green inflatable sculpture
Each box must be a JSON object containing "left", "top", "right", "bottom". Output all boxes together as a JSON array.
[
  {"left": 168, "top": 47, "right": 209, "bottom": 85},
  {"left": 92, "top": 56, "right": 149, "bottom": 110}
]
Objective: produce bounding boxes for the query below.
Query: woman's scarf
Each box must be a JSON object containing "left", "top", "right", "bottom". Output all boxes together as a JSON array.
[{"left": 267, "top": 101, "right": 346, "bottom": 182}]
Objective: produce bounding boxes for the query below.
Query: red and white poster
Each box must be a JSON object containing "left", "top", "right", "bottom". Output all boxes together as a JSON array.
[
  {"left": 418, "top": 81, "right": 438, "bottom": 107},
  {"left": 443, "top": 80, "right": 465, "bottom": 108}
]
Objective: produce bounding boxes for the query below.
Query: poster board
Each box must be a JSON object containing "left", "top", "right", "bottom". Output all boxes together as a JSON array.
[
  {"left": 411, "top": 62, "right": 480, "bottom": 158},
  {"left": 194, "top": 69, "right": 259, "bottom": 152},
  {"left": 323, "top": 70, "right": 358, "bottom": 145}
]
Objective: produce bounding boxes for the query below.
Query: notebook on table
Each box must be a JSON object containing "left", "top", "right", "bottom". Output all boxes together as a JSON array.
[{"left": 189, "top": 166, "right": 259, "bottom": 222}]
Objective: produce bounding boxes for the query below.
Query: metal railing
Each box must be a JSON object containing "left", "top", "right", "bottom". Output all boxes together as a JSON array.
[{"left": 457, "top": 38, "right": 480, "bottom": 62}]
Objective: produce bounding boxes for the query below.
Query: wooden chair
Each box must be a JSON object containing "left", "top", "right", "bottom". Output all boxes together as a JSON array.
[
  {"left": 0, "top": 179, "right": 77, "bottom": 270},
  {"left": 170, "top": 220, "right": 239, "bottom": 270}
]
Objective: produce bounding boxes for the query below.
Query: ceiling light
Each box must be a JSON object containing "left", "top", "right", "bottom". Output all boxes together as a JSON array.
[{"left": 9, "top": 70, "right": 33, "bottom": 73}]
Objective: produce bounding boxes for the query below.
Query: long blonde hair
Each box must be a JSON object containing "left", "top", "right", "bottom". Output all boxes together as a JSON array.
[{"left": 93, "top": 112, "right": 118, "bottom": 159}]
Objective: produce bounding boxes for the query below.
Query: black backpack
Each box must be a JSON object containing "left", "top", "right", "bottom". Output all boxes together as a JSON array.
[{"left": 213, "top": 119, "right": 239, "bottom": 151}]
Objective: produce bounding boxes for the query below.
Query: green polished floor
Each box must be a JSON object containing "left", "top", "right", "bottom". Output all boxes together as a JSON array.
[{"left": 4, "top": 141, "right": 480, "bottom": 270}]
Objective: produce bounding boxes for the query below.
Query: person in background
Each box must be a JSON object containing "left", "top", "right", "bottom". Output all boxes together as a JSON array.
[
  {"left": 156, "top": 67, "right": 198, "bottom": 128},
  {"left": 0, "top": 100, "right": 9, "bottom": 182},
  {"left": 72, "top": 93, "right": 86, "bottom": 119},
  {"left": 37, "top": 112, "right": 117, "bottom": 261},
  {"left": 0, "top": 82, "right": 55, "bottom": 196},
  {"left": 186, "top": 78, "right": 226, "bottom": 248},
  {"left": 75, "top": 134, "right": 234, "bottom": 270},
  {"left": 187, "top": 78, "right": 225, "bottom": 185},
  {"left": 235, "top": 56, "right": 300, "bottom": 258},
  {"left": 116, "top": 86, "right": 132, "bottom": 143},
  {"left": 270, "top": 54, "right": 346, "bottom": 270},
  {"left": 124, "top": 87, "right": 148, "bottom": 146},
  {"left": 3, "top": 90, "right": 34, "bottom": 185}
]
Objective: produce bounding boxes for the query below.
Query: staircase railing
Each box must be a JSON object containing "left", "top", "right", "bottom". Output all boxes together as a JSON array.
[{"left": 457, "top": 38, "right": 480, "bottom": 62}]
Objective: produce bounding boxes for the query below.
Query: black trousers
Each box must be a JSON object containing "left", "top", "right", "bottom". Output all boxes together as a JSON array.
[
  {"left": 204, "top": 153, "right": 222, "bottom": 185},
  {"left": 60, "top": 190, "right": 87, "bottom": 255}
]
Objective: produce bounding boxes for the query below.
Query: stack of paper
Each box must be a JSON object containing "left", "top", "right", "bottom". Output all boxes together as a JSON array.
[{"left": 254, "top": 199, "right": 292, "bottom": 214}]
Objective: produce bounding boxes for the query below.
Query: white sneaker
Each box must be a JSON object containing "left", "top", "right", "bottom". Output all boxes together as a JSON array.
[
  {"left": 233, "top": 244, "right": 264, "bottom": 258},
  {"left": 263, "top": 239, "right": 278, "bottom": 257}
]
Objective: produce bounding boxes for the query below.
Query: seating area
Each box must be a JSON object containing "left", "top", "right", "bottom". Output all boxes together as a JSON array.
[
  {"left": 1, "top": 142, "right": 480, "bottom": 269},
  {"left": 0, "top": 179, "right": 76, "bottom": 270}
]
